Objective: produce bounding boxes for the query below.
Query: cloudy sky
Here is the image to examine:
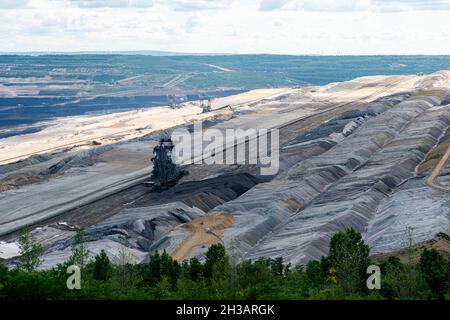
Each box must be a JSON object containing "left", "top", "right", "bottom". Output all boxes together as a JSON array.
[{"left": 1, "top": 0, "right": 450, "bottom": 54}]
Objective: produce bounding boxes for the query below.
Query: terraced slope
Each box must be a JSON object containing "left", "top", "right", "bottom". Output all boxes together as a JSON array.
[
  {"left": 149, "top": 74, "right": 450, "bottom": 264},
  {"left": 3, "top": 71, "right": 450, "bottom": 268},
  {"left": 243, "top": 98, "right": 450, "bottom": 264}
]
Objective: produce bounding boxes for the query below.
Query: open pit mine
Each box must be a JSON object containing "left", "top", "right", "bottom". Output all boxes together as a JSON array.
[{"left": 1, "top": 71, "right": 450, "bottom": 268}]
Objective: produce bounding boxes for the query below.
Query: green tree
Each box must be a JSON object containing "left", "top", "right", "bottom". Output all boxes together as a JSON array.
[
  {"left": 187, "top": 257, "right": 202, "bottom": 281},
  {"left": 141, "top": 250, "right": 180, "bottom": 289},
  {"left": 3, "top": 269, "right": 65, "bottom": 300},
  {"left": 328, "top": 228, "right": 370, "bottom": 294},
  {"left": 203, "top": 243, "right": 227, "bottom": 279},
  {"left": 270, "top": 257, "right": 284, "bottom": 276},
  {"left": 418, "top": 249, "right": 449, "bottom": 298},
  {"left": 92, "top": 250, "right": 112, "bottom": 281},
  {"left": 236, "top": 259, "right": 272, "bottom": 291},
  {"left": 0, "top": 262, "right": 7, "bottom": 298},
  {"left": 380, "top": 256, "right": 409, "bottom": 299},
  {"left": 160, "top": 250, "right": 180, "bottom": 288},
  {"left": 176, "top": 274, "right": 209, "bottom": 300},
  {"left": 210, "top": 256, "right": 234, "bottom": 299},
  {"left": 155, "top": 275, "right": 173, "bottom": 299},
  {"left": 113, "top": 237, "right": 139, "bottom": 289},
  {"left": 16, "top": 227, "right": 43, "bottom": 272},
  {"left": 146, "top": 251, "right": 162, "bottom": 286},
  {"left": 305, "top": 260, "right": 326, "bottom": 288},
  {"left": 403, "top": 226, "right": 417, "bottom": 264},
  {"left": 68, "top": 229, "right": 90, "bottom": 269}
]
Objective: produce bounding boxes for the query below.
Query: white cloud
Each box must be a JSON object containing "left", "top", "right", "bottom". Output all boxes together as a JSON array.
[
  {"left": 0, "top": 0, "right": 29, "bottom": 9},
  {"left": 167, "top": 0, "right": 233, "bottom": 11},
  {"left": 69, "top": 0, "right": 233, "bottom": 10},
  {"left": 0, "top": 0, "right": 449, "bottom": 54},
  {"left": 183, "top": 16, "right": 201, "bottom": 33},
  {"left": 373, "top": 0, "right": 450, "bottom": 11},
  {"left": 259, "top": 0, "right": 288, "bottom": 11},
  {"left": 287, "top": 0, "right": 373, "bottom": 12},
  {"left": 69, "top": 0, "right": 155, "bottom": 8},
  {"left": 273, "top": 0, "right": 450, "bottom": 12}
]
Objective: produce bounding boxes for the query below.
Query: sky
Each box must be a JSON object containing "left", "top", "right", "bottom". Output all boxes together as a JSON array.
[{"left": 0, "top": 0, "right": 450, "bottom": 54}]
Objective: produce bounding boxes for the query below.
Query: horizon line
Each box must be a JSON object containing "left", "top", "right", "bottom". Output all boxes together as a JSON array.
[{"left": 1, "top": 51, "right": 450, "bottom": 57}]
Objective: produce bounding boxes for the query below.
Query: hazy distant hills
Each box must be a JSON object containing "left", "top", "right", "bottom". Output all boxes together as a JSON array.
[{"left": 0, "top": 50, "right": 223, "bottom": 56}]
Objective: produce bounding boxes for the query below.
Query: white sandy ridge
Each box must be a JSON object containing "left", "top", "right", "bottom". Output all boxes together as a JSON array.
[{"left": 0, "top": 88, "right": 291, "bottom": 165}]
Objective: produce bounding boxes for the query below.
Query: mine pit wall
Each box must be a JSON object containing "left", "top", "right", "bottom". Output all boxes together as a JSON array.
[
  {"left": 366, "top": 105, "right": 450, "bottom": 254},
  {"left": 33, "top": 172, "right": 265, "bottom": 268},
  {"left": 436, "top": 167, "right": 450, "bottom": 188},
  {"left": 433, "top": 126, "right": 450, "bottom": 189},
  {"left": 365, "top": 173, "right": 450, "bottom": 256},
  {"left": 84, "top": 202, "right": 206, "bottom": 253},
  {"left": 215, "top": 95, "right": 450, "bottom": 265},
  {"left": 14, "top": 91, "right": 449, "bottom": 267},
  {"left": 145, "top": 99, "right": 400, "bottom": 259},
  {"left": 133, "top": 173, "right": 265, "bottom": 213}
]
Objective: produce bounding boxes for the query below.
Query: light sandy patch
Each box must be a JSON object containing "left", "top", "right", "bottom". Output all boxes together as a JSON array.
[
  {"left": 0, "top": 88, "right": 289, "bottom": 165},
  {"left": 204, "top": 64, "right": 234, "bottom": 72},
  {"left": 0, "top": 241, "right": 20, "bottom": 259},
  {"left": 171, "top": 213, "right": 234, "bottom": 262}
]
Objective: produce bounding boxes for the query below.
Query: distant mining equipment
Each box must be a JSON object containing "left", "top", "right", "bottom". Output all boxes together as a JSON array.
[
  {"left": 167, "top": 95, "right": 182, "bottom": 109},
  {"left": 144, "top": 134, "right": 187, "bottom": 191},
  {"left": 200, "top": 98, "right": 212, "bottom": 113}
]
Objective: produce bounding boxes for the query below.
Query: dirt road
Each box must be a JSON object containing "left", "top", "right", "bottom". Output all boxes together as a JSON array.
[{"left": 426, "top": 142, "right": 450, "bottom": 192}]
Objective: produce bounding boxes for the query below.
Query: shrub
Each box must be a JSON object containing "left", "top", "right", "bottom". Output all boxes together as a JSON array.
[
  {"left": 328, "top": 228, "right": 371, "bottom": 294},
  {"left": 419, "top": 249, "right": 449, "bottom": 298},
  {"left": 92, "top": 250, "right": 112, "bottom": 281}
]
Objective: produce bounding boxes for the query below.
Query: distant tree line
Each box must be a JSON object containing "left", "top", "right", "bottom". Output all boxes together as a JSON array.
[{"left": 1, "top": 228, "right": 449, "bottom": 300}]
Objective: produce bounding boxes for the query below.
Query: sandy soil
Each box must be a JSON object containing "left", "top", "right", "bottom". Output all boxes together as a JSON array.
[{"left": 171, "top": 213, "right": 234, "bottom": 261}]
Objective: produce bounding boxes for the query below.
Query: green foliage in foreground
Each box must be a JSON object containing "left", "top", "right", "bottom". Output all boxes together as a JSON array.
[
  {"left": 1, "top": 228, "right": 449, "bottom": 300},
  {"left": 16, "top": 227, "right": 43, "bottom": 272}
]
